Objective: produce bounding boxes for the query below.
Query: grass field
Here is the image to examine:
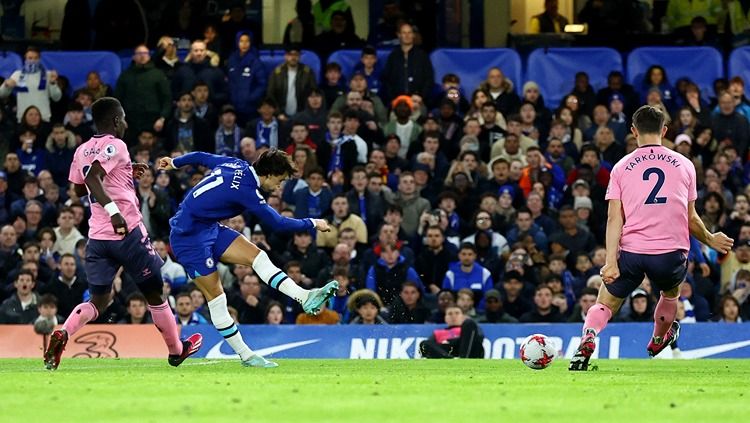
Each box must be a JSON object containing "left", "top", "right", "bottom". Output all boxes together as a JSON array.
[{"left": 0, "top": 358, "right": 747, "bottom": 423}]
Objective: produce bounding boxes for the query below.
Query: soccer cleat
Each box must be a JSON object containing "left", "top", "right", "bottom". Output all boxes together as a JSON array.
[
  {"left": 168, "top": 333, "right": 204, "bottom": 367},
  {"left": 242, "top": 354, "right": 279, "bottom": 368},
  {"left": 647, "top": 322, "right": 681, "bottom": 358},
  {"left": 568, "top": 329, "right": 596, "bottom": 371},
  {"left": 44, "top": 329, "right": 69, "bottom": 370},
  {"left": 302, "top": 280, "right": 339, "bottom": 315}
]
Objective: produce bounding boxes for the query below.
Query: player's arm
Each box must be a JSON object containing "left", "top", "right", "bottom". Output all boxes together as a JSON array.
[
  {"left": 600, "top": 199, "right": 624, "bottom": 284},
  {"left": 85, "top": 161, "right": 128, "bottom": 236},
  {"left": 156, "top": 152, "right": 232, "bottom": 171},
  {"left": 251, "top": 202, "right": 330, "bottom": 232},
  {"left": 688, "top": 200, "right": 734, "bottom": 254},
  {"left": 73, "top": 183, "right": 87, "bottom": 198}
]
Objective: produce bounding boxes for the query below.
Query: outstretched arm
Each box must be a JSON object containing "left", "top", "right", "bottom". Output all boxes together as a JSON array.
[
  {"left": 157, "top": 152, "right": 232, "bottom": 171},
  {"left": 688, "top": 201, "right": 733, "bottom": 254},
  {"left": 250, "top": 201, "right": 331, "bottom": 233}
]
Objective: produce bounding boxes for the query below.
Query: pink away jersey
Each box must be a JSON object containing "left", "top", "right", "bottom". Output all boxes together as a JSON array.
[
  {"left": 69, "top": 134, "right": 143, "bottom": 241},
  {"left": 606, "top": 144, "right": 697, "bottom": 255}
]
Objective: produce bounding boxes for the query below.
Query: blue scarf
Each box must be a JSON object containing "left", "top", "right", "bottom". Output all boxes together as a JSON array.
[
  {"left": 215, "top": 125, "right": 242, "bottom": 157},
  {"left": 326, "top": 131, "right": 351, "bottom": 175},
  {"left": 14, "top": 61, "right": 47, "bottom": 93},
  {"left": 255, "top": 119, "right": 278, "bottom": 149}
]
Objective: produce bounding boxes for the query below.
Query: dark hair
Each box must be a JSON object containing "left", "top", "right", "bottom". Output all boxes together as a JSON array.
[
  {"left": 481, "top": 101, "right": 496, "bottom": 111},
  {"left": 192, "top": 80, "right": 209, "bottom": 90},
  {"left": 325, "top": 62, "right": 342, "bottom": 72},
  {"left": 264, "top": 301, "right": 284, "bottom": 321},
  {"left": 39, "top": 293, "right": 57, "bottom": 307},
  {"left": 259, "top": 97, "right": 278, "bottom": 109},
  {"left": 355, "top": 294, "right": 380, "bottom": 309},
  {"left": 332, "top": 265, "right": 350, "bottom": 279},
  {"left": 16, "top": 269, "right": 35, "bottom": 283},
  {"left": 37, "top": 227, "right": 57, "bottom": 243},
  {"left": 60, "top": 253, "right": 76, "bottom": 262},
  {"left": 175, "top": 292, "right": 192, "bottom": 302},
  {"left": 401, "top": 281, "right": 421, "bottom": 292},
  {"left": 580, "top": 144, "right": 600, "bottom": 158},
  {"left": 361, "top": 46, "right": 376, "bottom": 56},
  {"left": 632, "top": 105, "right": 667, "bottom": 135},
  {"left": 426, "top": 224, "right": 444, "bottom": 234},
  {"left": 305, "top": 166, "right": 325, "bottom": 179},
  {"left": 25, "top": 46, "right": 41, "bottom": 55},
  {"left": 126, "top": 292, "right": 147, "bottom": 306},
  {"left": 343, "top": 110, "right": 360, "bottom": 121},
  {"left": 253, "top": 149, "right": 297, "bottom": 177},
  {"left": 91, "top": 97, "right": 123, "bottom": 129},
  {"left": 285, "top": 260, "right": 302, "bottom": 272},
  {"left": 459, "top": 242, "right": 477, "bottom": 254},
  {"left": 580, "top": 287, "right": 599, "bottom": 298},
  {"left": 333, "top": 193, "right": 348, "bottom": 201},
  {"left": 386, "top": 204, "right": 403, "bottom": 215},
  {"left": 516, "top": 206, "right": 532, "bottom": 217}
]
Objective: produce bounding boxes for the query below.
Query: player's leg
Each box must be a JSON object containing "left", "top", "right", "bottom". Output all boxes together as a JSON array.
[
  {"left": 570, "top": 252, "right": 639, "bottom": 371},
  {"left": 191, "top": 270, "right": 277, "bottom": 368},
  {"left": 45, "top": 240, "right": 114, "bottom": 370},
  {"left": 645, "top": 251, "right": 686, "bottom": 356},
  {"left": 120, "top": 225, "right": 201, "bottom": 365},
  {"left": 217, "top": 228, "right": 338, "bottom": 314}
]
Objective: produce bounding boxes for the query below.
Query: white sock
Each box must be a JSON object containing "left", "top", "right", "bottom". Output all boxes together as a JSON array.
[
  {"left": 208, "top": 293, "right": 254, "bottom": 361},
  {"left": 252, "top": 250, "right": 309, "bottom": 304}
]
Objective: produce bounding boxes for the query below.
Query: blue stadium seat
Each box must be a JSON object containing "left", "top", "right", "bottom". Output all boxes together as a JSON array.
[
  {"left": 526, "top": 47, "right": 623, "bottom": 107},
  {"left": 259, "top": 50, "right": 321, "bottom": 82},
  {"left": 326, "top": 48, "right": 392, "bottom": 80},
  {"left": 41, "top": 51, "right": 121, "bottom": 91},
  {"left": 0, "top": 51, "right": 22, "bottom": 79},
  {"left": 627, "top": 47, "right": 723, "bottom": 99},
  {"left": 729, "top": 46, "right": 750, "bottom": 87},
  {"left": 429, "top": 48, "right": 522, "bottom": 96}
]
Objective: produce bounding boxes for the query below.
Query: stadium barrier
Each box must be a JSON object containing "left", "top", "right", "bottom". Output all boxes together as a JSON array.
[{"left": 3, "top": 323, "right": 749, "bottom": 360}]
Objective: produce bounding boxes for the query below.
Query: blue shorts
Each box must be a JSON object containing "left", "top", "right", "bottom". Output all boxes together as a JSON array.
[
  {"left": 170, "top": 222, "right": 241, "bottom": 279},
  {"left": 86, "top": 224, "right": 164, "bottom": 295},
  {"left": 605, "top": 250, "right": 688, "bottom": 299}
]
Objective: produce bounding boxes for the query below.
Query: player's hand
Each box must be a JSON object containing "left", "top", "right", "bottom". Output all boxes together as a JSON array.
[
  {"left": 600, "top": 262, "right": 620, "bottom": 284},
  {"left": 111, "top": 213, "right": 128, "bottom": 237},
  {"left": 156, "top": 157, "right": 176, "bottom": 171},
  {"left": 708, "top": 232, "right": 734, "bottom": 254},
  {"left": 313, "top": 219, "right": 331, "bottom": 232},
  {"left": 132, "top": 162, "right": 149, "bottom": 179}
]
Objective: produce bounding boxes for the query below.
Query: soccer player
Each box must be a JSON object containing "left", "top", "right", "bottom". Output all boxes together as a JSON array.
[
  {"left": 569, "top": 106, "right": 734, "bottom": 371},
  {"left": 44, "top": 97, "right": 202, "bottom": 370},
  {"left": 156, "top": 149, "right": 339, "bottom": 368}
]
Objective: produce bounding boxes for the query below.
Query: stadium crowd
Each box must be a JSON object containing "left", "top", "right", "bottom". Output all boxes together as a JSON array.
[{"left": 1, "top": 0, "right": 750, "bottom": 330}]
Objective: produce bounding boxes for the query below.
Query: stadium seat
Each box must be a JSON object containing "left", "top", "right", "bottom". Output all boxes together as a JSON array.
[
  {"left": 429, "top": 48, "right": 523, "bottom": 96},
  {"left": 259, "top": 49, "right": 321, "bottom": 82},
  {"left": 0, "top": 51, "right": 22, "bottom": 79},
  {"left": 41, "top": 51, "right": 121, "bottom": 91},
  {"left": 326, "top": 48, "right": 392, "bottom": 80},
  {"left": 526, "top": 47, "right": 623, "bottom": 107},
  {"left": 729, "top": 46, "right": 750, "bottom": 87},
  {"left": 627, "top": 47, "right": 723, "bottom": 99}
]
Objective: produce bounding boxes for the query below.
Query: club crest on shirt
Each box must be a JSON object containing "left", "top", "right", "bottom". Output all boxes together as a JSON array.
[{"left": 206, "top": 257, "right": 214, "bottom": 268}]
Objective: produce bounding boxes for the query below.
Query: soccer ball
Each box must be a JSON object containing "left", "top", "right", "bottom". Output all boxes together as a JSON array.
[{"left": 520, "top": 334, "right": 556, "bottom": 370}]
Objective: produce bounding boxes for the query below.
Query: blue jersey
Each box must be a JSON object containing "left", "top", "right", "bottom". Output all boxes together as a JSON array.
[{"left": 170, "top": 152, "right": 314, "bottom": 233}]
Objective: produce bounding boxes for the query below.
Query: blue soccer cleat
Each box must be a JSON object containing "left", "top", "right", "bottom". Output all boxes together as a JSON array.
[
  {"left": 302, "top": 280, "right": 339, "bottom": 315},
  {"left": 242, "top": 354, "right": 279, "bottom": 368}
]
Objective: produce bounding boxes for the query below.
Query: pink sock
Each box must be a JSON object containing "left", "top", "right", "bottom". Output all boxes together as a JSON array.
[
  {"left": 583, "top": 303, "right": 613, "bottom": 335},
  {"left": 62, "top": 302, "right": 98, "bottom": 335},
  {"left": 652, "top": 294, "right": 678, "bottom": 340},
  {"left": 148, "top": 301, "right": 182, "bottom": 355}
]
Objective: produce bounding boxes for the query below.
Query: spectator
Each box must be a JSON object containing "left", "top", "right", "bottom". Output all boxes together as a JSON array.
[
  {"left": 715, "top": 295, "right": 743, "bottom": 323},
  {"left": 173, "top": 40, "right": 228, "bottom": 107},
  {"left": 501, "top": 271, "right": 533, "bottom": 319},
  {"left": 293, "top": 88, "right": 328, "bottom": 146},
  {"left": 380, "top": 22, "right": 434, "bottom": 104},
  {"left": 281, "top": 232, "right": 330, "bottom": 283},
  {"left": 114, "top": 45, "right": 172, "bottom": 143},
  {"left": 480, "top": 67, "right": 520, "bottom": 118},
  {"left": 34, "top": 293, "right": 62, "bottom": 329},
  {"left": 16, "top": 129, "right": 46, "bottom": 176},
  {"left": 227, "top": 31, "right": 267, "bottom": 125},
  {"left": 346, "top": 166, "right": 386, "bottom": 236},
  {"left": 40, "top": 253, "right": 85, "bottom": 319},
  {"left": 596, "top": 71, "right": 640, "bottom": 118},
  {"left": 0, "top": 225, "right": 22, "bottom": 279},
  {"left": 44, "top": 123, "right": 76, "bottom": 188},
  {"left": 20, "top": 201, "right": 44, "bottom": 243},
  {"left": 720, "top": 238, "right": 750, "bottom": 294},
  {"left": 174, "top": 292, "right": 208, "bottom": 325},
  {"left": 119, "top": 292, "right": 152, "bottom": 324},
  {"left": 267, "top": 44, "right": 318, "bottom": 120},
  {"left": 52, "top": 207, "right": 83, "bottom": 256},
  {"left": 479, "top": 289, "right": 518, "bottom": 323},
  {"left": 312, "top": 0, "right": 355, "bottom": 34},
  {"left": 293, "top": 167, "right": 333, "bottom": 219},
  {"left": 219, "top": 2, "right": 263, "bottom": 58},
  {"left": 314, "top": 10, "right": 365, "bottom": 61},
  {"left": 64, "top": 101, "right": 95, "bottom": 145},
  {"left": 353, "top": 46, "right": 383, "bottom": 96},
  {"left": 135, "top": 167, "right": 171, "bottom": 240},
  {"left": 666, "top": 1, "right": 721, "bottom": 33},
  {"left": 284, "top": 0, "right": 316, "bottom": 49},
  {"left": 442, "top": 242, "right": 493, "bottom": 300},
  {"left": 621, "top": 288, "right": 654, "bottom": 322},
  {"left": 348, "top": 290, "right": 388, "bottom": 325},
  {"left": 0, "top": 270, "right": 39, "bottom": 323},
  {"left": 388, "top": 281, "right": 431, "bottom": 323},
  {"left": 419, "top": 305, "right": 484, "bottom": 358},
  {"left": 215, "top": 104, "right": 245, "bottom": 156},
  {"left": 386, "top": 172, "right": 431, "bottom": 238},
  {"left": 317, "top": 194, "right": 367, "bottom": 248},
  {"left": 593, "top": 126, "right": 625, "bottom": 165},
  {"left": 152, "top": 239, "right": 188, "bottom": 291},
  {"left": 264, "top": 301, "right": 285, "bottom": 325},
  {"left": 341, "top": 110, "right": 369, "bottom": 164},
  {"left": 365, "top": 242, "right": 423, "bottom": 307},
  {"left": 712, "top": 91, "right": 750, "bottom": 160},
  {"left": 154, "top": 35, "right": 183, "bottom": 80},
  {"left": 529, "top": 0, "right": 569, "bottom": 33},
  {"left": 228, "top": 273, "right": 267, "bottom": 324},
  {"left": 384, "top": 96, "right": 422, "bottom": 158},
  {"left": 549, "top": 205, "right": 597, "bottom": 258},
  {"left": 328, "top": 265, "right": 352, "bottom": 321},
  {"left": 0, "top": 47, "right": 61, "bottom": 123},
  {"left": 519, "top": 285, "right": 565, "bottom": 323},
  {"left": 185, "top": 23, "right": 222, "bottom": 67},
  {"left": 462, "top": 210, "right": 510, "bottom": 258}
]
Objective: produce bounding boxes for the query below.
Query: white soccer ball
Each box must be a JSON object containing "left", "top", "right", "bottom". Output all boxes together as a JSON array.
[{"left": 519, "top": 334, "right": 556, "bottom": 370}]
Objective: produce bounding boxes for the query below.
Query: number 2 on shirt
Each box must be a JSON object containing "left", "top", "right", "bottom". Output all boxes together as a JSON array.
[{"left": 643, "top": 167, "right": 667, "bottom": 204}]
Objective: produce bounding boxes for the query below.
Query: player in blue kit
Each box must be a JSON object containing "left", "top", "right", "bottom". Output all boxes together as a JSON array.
[{"left": 157, "top": 149, "right": 339, "bottom": 368}]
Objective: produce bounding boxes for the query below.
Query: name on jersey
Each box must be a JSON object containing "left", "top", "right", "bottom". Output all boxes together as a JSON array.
[
  {"left": 624, "top": 152, "right": 680, "bottom": 172},
  {"left": 231, "top": 169, "right": 243, "bottom": 190}
]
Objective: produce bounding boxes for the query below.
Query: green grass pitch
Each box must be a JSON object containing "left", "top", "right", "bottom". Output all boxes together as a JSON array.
[{"left": 1, "top": 358, "right": 747, "bottom": 422}]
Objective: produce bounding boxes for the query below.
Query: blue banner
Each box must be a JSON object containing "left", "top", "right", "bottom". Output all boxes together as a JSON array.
[{"left": 180, "top": 323, "right": 750, "bottom": 360}]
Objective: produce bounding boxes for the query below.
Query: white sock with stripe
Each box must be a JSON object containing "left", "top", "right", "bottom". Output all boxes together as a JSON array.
[
  {"left": 252, "top": 250, "right": 309, "bottom": 304},
  {"left": 208, "top": 293, "right": 254, "bottom": 361}
]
